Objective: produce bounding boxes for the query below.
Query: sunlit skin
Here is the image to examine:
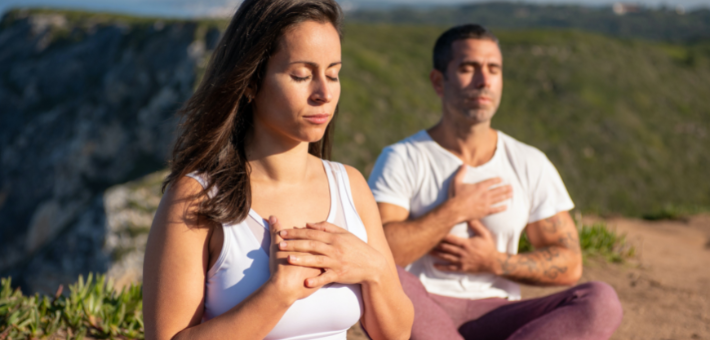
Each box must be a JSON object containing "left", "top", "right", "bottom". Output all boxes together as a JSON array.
[
  {"left": 378, "top": 37, "right": 582, "bottom": 287},
  {"left": 432, "top": 38, "right": 504, "bottom": 128},
  {"left": 251, "top": 21, "right": 342, "bottom": 150},
  {"left": 143, "top": 20, "right": 413, "bottom": 340}
]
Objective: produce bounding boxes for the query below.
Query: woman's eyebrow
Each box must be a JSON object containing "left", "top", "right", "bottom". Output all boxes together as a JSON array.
[{"left": 288, "top": 61, "right": 342, "bottom": 68}]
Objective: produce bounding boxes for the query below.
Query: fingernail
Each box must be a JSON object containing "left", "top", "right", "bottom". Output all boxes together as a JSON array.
[
  {"left": 279, "top": 241, "right": 287, "bottom": 249},
  {"left": 279, "top": 230, "right": 287, "bottom": 236},
  {"left": 288, "top": 255, "right": 297, "bottom": 262}
]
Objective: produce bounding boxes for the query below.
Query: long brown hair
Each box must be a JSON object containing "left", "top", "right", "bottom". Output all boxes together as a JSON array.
[{"left": 164, "top": 0, "right": 343, "bottom": 225}]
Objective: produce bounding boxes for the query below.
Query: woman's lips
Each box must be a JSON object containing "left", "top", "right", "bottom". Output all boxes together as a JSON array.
[{"left": 303, "top": 114, "right": 330, "bottom": 124}]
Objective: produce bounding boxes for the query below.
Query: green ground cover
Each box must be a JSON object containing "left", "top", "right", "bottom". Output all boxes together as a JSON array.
[
  {"left": 0, "top": 219, "right": 631, "bottom": 339},
  {"left": 0, "top": 274, "right": 143, "bottom": 339}
]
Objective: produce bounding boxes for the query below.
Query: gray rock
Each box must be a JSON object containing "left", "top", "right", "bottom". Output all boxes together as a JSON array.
[{"left": 0, "top": 10, "right": 210, "bottom": 294}]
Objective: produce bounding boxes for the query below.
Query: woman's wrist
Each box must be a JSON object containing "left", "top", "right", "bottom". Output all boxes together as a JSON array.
[
  {"left": 361, "top": 251, "right": 390, "bottom": 287},
  {"left": 264, "top": 275, "right": 299, "bottom": 308}
]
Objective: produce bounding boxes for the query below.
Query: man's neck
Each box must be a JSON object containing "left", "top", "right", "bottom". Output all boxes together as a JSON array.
[{"left": 427, "top": 116, "right": 498, "bottom": 167}]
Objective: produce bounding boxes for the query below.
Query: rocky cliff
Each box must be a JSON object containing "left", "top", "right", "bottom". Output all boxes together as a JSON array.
[{"left": 0, "top": 9, "right": 220, "bottom": 294}]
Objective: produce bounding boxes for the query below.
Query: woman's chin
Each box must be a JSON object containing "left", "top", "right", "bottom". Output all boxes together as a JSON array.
[{"left": 293, "top": 128, "right": 328, "bottom": 144}]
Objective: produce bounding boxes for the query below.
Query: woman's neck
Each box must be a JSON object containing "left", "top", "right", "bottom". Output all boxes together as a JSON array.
[{"left": 247, "top": 121, "right": 313, "bottom": 184}]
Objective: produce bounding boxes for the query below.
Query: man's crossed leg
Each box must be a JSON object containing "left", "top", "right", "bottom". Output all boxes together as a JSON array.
[{"left": 399, "top": 267, "right": 623, "bottom": 340}]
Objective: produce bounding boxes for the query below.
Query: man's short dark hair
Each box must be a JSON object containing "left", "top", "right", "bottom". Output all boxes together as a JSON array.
[{"left": 433, "top": 24, "right": 499, "bottom": 75}]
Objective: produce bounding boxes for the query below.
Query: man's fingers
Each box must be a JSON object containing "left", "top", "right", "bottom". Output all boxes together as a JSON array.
[
  {"left": 467, "top": 220, "right": 493, "bottom": 239},
  {"left": 433, "top": 241, "right": 464, "bottom": 255},
  {"left": 430, "top": 251, "right": 460, "bottom": 264},
  {"left": 305, "top": 270, "right": 338, "bottom": 288},
  {"left": 434, "top": 263, "right": 461, "bottom": 272},
  {"left": 441, "top": 234, "right": 468, "bottom": 247},
  {"left": 477, "top": 177, "right": 503, "bottom": 189},
  {"left": 279, "top": 239, "right": 331, "bottom": 255},
  {"left": 489, "top": 185, "right": 513, "bottom": 203},
  {"left": 449, "top": 165, "right": 468, "bottom": 197},
  {"left": 487, "top": 204, "right": 507, "bottom": 215}
]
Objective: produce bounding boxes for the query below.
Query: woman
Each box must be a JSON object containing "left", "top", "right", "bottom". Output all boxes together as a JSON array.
[{"left": 142, "top": 0, "right": 414, "bottom": 339}]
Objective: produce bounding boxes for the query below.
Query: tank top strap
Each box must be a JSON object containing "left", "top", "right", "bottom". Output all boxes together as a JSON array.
[
  {"left": 186, "top": 171, "right": 218, "bottom": 198},
  {"left": 323, "top": 161, "right": 368, "bottom": 243}
]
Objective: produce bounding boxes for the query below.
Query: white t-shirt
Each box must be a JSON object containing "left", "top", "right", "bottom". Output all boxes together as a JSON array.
[{"left": 368, "top": 130, "right": 574, "bottom": 300}]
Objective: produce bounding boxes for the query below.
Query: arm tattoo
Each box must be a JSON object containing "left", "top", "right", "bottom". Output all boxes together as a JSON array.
[{"left": 497, "top": 215, "right": 580, "bottom": 285}]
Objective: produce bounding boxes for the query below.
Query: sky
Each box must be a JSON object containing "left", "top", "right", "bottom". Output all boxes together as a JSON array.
[{"left": 0, "top": 0, "right": 707, "bottom": 18}]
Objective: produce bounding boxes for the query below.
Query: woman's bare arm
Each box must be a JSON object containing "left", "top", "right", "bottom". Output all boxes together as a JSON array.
[
  {"left": 345, "top": 166, "right": 414, "bottom": 340},
  {"left": 142, "top": 177, "right": 309, "bottom": 340}
]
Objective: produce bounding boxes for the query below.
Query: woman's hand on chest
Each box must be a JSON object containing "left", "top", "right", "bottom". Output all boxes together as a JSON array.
[{"left": 276, "top": 221, "right": 388, "bottom": 287}]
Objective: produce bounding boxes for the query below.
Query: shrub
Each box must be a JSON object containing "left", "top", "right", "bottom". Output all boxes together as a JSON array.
[
  {"left": 518, "top": 220, "right": 635, "bottom": 263},
  {"left": 0, "top": 273, "right": 143, "bottom": 339}
]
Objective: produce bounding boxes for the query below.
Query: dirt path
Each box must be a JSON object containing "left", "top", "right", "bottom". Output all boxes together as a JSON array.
[{"left": 348, "top": 214, "right": 710, "bottom": 339}]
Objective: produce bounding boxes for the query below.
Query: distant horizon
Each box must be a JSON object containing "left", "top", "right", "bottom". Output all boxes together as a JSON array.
[{"left": 1, "top": 0, "right": 708, "bottom": 19}]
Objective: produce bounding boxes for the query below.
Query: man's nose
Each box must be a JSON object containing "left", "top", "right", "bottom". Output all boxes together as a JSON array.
[{"left": 472, "top": 70, "right": 491, "bottom": 89}]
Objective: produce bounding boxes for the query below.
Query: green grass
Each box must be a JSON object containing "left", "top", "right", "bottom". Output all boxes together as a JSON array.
[
  {"left": 518, "top": 220, "right": 635, "bottom": 263},
  {"left": 334, "top": 24, "right": 710, "bottom": 217},
  {"left": 0, "top": 274, "right": 143, "bottom": 339},
  {"left": 7, "top": 9, "right": 709, "bottom": 217}
]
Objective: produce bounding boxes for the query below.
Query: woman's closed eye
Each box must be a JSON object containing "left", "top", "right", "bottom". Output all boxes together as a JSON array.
[{"left": 292, "top": 74, "right": 311, "bottom": 82}]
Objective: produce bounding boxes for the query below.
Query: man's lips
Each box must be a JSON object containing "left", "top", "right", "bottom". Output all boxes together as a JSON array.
[
  {"left": 303, "top": 114, "right": 330, "bottom": 124},
  {"left": 467, "top": 96, "right": 492, "bottom": 103}
]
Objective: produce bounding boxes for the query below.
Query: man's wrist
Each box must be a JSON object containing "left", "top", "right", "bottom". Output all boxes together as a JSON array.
[
  {"left": 489, "top": 251, "right": 509, "bottom": 276},
  {"left": 440, "top": 197, "right": 465, "bottom": 225}
]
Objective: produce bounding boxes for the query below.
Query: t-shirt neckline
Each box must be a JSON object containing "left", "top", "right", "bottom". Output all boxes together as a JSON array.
[{"left": 420, "top": 129, "right": 503, "bottom": 171}]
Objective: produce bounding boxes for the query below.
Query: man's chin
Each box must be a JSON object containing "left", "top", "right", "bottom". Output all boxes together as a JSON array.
[{"left": 460, "top": 109, "right": 496, "bottom": 124}]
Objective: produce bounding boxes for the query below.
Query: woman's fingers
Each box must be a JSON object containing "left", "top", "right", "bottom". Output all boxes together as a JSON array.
[
  {"left": 305, "top": 221, "right": 345, "bottom": 233},
  {"left": 279, "top": 239, "right": 331, "bottom": 255},
  {"left": 305, "top": 270, "right": 338, "bottom": 288},
  {"left": 279, "top": 227, "right": 334, "bottom": 243},
  {"left": 287, "top": 253, "right": 336, "bottom": 269},
  {"left": 269, "top": 216, "right": 284, "bottom": 245}
]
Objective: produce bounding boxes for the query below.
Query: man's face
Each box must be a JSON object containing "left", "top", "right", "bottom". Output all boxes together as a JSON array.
[{"left": 432, "top": 38, "right": 503, "bottom": 124}]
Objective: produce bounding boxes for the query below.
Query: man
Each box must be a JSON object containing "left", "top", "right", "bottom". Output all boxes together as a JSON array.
[{"left": 368, "top": 24, "right": 623, "bottom": 340}]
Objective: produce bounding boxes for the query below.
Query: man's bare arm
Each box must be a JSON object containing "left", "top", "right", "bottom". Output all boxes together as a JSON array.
[
  {"left": 380, "top": 202, "right": 462, "bottom": 267},
  {"left": 380, "top": 166, "right": 512, "bottom": 267},
  {"left": 496, "top": 211, "right": 582, "bottom": 286},
  {"left": 431, "top": 210, "right": 581, "bottom": 286}
]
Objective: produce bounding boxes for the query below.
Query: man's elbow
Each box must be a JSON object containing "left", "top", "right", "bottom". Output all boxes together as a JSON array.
[{"left": 560, "top": 258, "right": 583, "bottom": 286}]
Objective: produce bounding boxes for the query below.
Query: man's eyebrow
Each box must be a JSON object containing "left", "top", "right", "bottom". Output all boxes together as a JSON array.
[
  {"left": 459, "top": 60, "right": 502, "bottom": 68},
  {"left": 289, "top": 61, "right": 342, "bottom": 68}
]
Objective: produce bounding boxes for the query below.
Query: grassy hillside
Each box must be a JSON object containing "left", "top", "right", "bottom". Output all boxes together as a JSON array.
[
  {"left": 346, "top": 3, "right": 710, "bottom": 43},
  {"left": 335, "top": 25, "right": 710, "bottom": 216},
  {"left": 4, "top": 8, "right": 709, "bottom": 217}
]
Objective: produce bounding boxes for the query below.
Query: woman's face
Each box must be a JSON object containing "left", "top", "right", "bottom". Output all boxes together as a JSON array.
[{"left": 252, "top": 20, "right": 341, "bottom": 145}]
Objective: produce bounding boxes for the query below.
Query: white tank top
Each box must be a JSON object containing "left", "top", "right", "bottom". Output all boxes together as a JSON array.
[{"left": 188, "top": 160, "right": 368, "bottom": 340}]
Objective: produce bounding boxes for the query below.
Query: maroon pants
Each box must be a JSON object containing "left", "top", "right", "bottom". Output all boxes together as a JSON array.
[{"left": 397, "top": 266, "right": 623, "bottom": 340}]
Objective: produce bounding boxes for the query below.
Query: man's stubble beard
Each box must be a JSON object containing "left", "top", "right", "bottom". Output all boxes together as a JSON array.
[{"left": 446, "top": 88, "right": 500, "bottom": 125}]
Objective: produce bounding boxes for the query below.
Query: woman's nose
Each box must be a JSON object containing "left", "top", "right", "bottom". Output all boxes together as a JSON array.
[{"left": 311, "top": 75, "right": 333, "bottom": 103}]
